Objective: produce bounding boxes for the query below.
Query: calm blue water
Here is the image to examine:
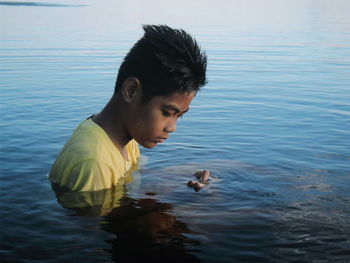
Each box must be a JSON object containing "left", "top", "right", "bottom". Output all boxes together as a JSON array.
[{"left": 1, "top": 0, "right": 350, "bottom": 262}]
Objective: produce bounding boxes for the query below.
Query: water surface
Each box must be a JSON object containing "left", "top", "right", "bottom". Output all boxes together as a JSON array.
[{"left": 1, "top": 0, "right": 350, "bottom": 262}]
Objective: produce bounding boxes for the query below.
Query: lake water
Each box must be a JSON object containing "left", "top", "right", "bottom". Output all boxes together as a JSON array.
[{"left": 1, "top": 0, "right": 350, "bottom": 262}]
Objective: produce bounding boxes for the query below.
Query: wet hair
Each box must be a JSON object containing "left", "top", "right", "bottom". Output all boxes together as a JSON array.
[{"left": 114, "top": 25, "right": 207, "bottom": 102}]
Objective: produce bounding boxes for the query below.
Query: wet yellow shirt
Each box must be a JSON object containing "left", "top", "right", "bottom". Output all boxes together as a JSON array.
[{"left": 49, "top": 118, "right": 140, "bottom": 192}]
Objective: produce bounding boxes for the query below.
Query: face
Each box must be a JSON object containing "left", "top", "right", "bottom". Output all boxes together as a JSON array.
[{"left": 126, "top": 91, "right": 196, "bottom": 149}]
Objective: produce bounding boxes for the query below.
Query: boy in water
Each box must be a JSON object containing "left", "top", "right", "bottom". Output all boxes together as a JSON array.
[{"left": 50, "top": 25, "right": 209, "bottom": 192}]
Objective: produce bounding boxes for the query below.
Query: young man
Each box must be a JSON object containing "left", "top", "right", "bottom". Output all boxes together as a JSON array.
[{"left": 50, "top": 25, "right": 208, "bottom": 192}]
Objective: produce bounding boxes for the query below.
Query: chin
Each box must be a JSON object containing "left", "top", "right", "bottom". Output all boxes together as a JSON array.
[{"left": 139, "top": 141, "right": 157, "bottom": 149}]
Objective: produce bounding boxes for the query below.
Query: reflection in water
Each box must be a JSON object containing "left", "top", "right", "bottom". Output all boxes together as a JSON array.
[
  {"left": 103, "top": 198, "right": 200, "bottom": 263},
  {"left": 52, "top": 171, "right": 135, "bottom": 216},
  {"left": 52, "top": 174, "right": 201, "bottom": 262}
]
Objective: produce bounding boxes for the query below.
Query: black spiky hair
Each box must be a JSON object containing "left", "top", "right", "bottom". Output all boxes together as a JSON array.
[{"left": 115, "top": 24, "right": 207, "bottom": 101}]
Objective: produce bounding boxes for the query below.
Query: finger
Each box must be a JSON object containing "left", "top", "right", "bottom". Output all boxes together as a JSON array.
[
  {"left": 201, "top": 170, "right": 210, "bottom": 181},
  {"left": 187, "top": 180, "right": 205, "bottom": 191},
  {"left": 187, "top": 180, "right": 195, "bottom": 187},
  {"left": 194, "top": 171, "right": 203, "bottom": 179}
]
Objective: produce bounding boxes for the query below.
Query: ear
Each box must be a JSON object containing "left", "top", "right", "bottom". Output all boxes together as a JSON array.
[{"left": 121, "top": 77, "right": 141, "bottom": 103}]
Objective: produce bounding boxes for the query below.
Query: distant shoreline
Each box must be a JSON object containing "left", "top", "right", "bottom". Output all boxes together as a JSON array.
[{"left": 0, "top": 1, "right": 85, "bottom": 7}]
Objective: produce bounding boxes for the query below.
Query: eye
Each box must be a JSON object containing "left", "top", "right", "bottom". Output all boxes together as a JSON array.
[
  {"left": 177, "top": 114, "right": 183, "bottom": 119},
  {"left": 161, "top": 109, "right": 171, "bottom": 117}
]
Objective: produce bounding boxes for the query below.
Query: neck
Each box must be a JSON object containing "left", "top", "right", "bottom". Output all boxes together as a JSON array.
[{"left": 92, "top": 97, "right": 131, "bottom": 158}]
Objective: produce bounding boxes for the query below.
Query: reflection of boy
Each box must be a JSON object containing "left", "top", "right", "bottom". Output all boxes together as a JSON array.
[
  {"left": 53, "top": 173, "right": 134, "bottom": 216},
  {"left": 49, "top": 25, "right": 207, "bottom": 192}
]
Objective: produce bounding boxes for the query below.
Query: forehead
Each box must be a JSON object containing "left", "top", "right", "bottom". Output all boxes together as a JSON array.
[{"left": 149, "top": 91, "right": 196, "bottom": 110}]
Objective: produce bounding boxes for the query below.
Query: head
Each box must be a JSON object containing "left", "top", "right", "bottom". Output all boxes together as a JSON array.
[
  {"left": 115, "top": 25, "right": 207, "bottom": 148},
  {"left": 115, "top": 24, "right": 207, "bottom": 102}
]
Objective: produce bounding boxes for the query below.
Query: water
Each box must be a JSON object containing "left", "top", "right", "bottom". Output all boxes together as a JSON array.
[{"left": 1, "top": 0, "right": 350, "bottom": 262}]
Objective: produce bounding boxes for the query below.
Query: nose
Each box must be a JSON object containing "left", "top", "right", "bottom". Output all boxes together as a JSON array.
[{"left": 164, "top": 118, "right": 176, "bottom": 133}]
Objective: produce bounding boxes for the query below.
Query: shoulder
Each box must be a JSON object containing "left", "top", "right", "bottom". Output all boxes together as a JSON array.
[
  {"left": 50, "top": 119, "right": 118, "bottom": 188},
  {"left": 69, "top": 119, "right": 105, "bottom": 147},
  {"left": 62, "top": 119, "right": 115, "bottom": 159}
]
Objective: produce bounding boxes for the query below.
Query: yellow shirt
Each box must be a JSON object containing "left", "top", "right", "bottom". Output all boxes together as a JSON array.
[{"left": 49, "top": 118, "right": 140, "bottom": 192}]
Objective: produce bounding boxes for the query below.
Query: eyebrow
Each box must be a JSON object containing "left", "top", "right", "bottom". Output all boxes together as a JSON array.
[{"left": 163, "top": 104, "right": 189, "bottom": 114}]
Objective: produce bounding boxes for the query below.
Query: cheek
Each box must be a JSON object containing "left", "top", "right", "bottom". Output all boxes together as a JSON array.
[
  {"left": 135, "top": 110, "right": 162, "bottom": 136},
  {"left": 146, "top": 114, "right": 165, "bottom": 134}
]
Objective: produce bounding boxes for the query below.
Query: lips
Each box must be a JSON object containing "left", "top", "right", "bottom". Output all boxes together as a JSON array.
[{"left": 155, "top": 137, "right": 167, "bottom": 143}]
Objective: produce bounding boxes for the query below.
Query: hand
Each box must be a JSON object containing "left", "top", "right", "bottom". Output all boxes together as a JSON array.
[{"left": 187, "top": 170, "right": 210, "bottom": 191}]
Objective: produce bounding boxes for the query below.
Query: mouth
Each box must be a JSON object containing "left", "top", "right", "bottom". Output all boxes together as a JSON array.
[{"left": 155, "top": 137, "right": 167, "bottom": 143}]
